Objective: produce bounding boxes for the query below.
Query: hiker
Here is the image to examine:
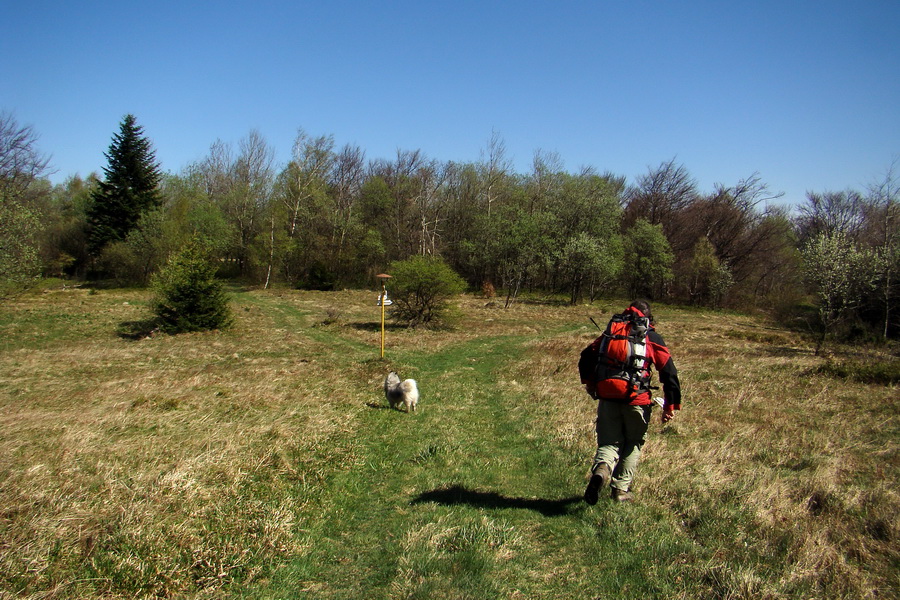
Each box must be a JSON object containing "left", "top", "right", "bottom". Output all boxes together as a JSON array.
[{"left": 578, "top": 299, "right": 681, "bottom": 504}]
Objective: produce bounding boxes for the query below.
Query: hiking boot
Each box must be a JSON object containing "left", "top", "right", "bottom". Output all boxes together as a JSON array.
[
  {"left": 584, "top": 463, "right": 611, "bottom": 505},
  {"left": 610, "top": 487, "right": 634, "bottom": 502}
]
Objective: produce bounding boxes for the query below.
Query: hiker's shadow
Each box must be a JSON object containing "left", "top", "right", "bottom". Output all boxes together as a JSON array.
[{"left": 411, "top": 485, "right": 583, "bottom": 517}]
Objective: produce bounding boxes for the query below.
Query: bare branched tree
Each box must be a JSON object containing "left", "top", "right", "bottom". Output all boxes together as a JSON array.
[
  {"left": 865, "top": 158, "right": 900, "bottom": 339},
  {"left": 479, "top": 129, "right": 512, "bottom": 217},
  {"left": 0, "top": 112, "right": 52, "bottom": 287},
  {"left": 796, "top": 189, "right": 866, "bottom": 244},
  {"left": 0, "top": 111, "right": 51, "bottom": 201},
  {"left": 198, "top": 131, "right": 275, "bottom": 278},
  {"left": 329, "top": 143, "right": 366, "bottom": 260},
  {"left": 623, "top": 158, "right": 699, "bottom": 245}
]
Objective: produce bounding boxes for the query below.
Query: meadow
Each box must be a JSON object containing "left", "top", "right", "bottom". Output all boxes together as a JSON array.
[{"left": 0, "top": 285, "right": 896, "bottom": 599}]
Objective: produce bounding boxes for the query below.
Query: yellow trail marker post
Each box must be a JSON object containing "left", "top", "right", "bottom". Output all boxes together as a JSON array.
[{"left": 375, "top": 274, "right": 392, "bottom": 358}]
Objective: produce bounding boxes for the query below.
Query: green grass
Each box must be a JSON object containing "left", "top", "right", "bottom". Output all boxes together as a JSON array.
[
  {"left": 0, "top": 288, "right": 897, "bottom": 599},
  {"left": 817, "top": 357, "right": 900, "bottom": 385}
]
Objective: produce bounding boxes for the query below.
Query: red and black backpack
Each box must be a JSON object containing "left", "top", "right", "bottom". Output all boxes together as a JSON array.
[{"left": 579, "top": 311, "right": 653, "bottom": 401}]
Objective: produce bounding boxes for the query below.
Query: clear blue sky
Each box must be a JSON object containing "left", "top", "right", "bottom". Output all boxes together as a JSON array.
[{"left": 3, "top": 1, "right": 898, "bottom": 207}]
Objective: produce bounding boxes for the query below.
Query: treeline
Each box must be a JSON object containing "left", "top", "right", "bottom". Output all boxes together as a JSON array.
[{"left": 2, "top": 113, "right": 898, "bottom": 339}]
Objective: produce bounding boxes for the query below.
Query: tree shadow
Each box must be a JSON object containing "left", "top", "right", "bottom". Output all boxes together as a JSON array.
[
  {"left": 410, "top": 485, "right": 583, "bottom": 517},
  {"left": 116, "top": 317, "right": 161, "bottom": 340}
]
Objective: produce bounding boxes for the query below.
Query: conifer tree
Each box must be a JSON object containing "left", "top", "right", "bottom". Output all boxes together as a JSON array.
[
  {"left": 87, "top": 114, "right": 162, "bottom": 256},
  {"left": 151, "top": 243, "right": 232, "bottom": 333}
]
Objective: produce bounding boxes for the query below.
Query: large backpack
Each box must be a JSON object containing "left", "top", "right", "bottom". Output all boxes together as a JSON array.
[{"left": 579, "top": 312, "right": 653, "bottom": 401}]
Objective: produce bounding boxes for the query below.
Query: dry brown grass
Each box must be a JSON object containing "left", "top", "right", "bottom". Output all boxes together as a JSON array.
[
  {"left": 0, "top": 287, "right": 374, "bottom": 597},
  {"left": 0, "top": 288, "right": 896, "bottom": 598},
  {"left": 513, "top": 306, "right": 899, "bottom": 599}
]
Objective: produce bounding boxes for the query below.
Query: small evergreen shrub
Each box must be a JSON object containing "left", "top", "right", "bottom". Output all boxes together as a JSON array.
[{"left": 151, "top": 244, "right": 232, "bottom": 334}]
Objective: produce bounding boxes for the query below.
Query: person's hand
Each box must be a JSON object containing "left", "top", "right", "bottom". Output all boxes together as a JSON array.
[
  {"left": 585, "top": 384, "right": 597, "bottom": 399},
  {"left": 661, "top": 407, "right": 675, "bottom": 424}
]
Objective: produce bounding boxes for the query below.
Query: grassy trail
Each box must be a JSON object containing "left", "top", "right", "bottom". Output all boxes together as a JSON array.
[{"left": 236, "top": 294, "right": 690, "bottom": 599}]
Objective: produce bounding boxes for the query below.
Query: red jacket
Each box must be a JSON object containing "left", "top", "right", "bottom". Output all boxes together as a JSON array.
[{"left": 579, "top": 307, "right": 682, "bottom": 410}]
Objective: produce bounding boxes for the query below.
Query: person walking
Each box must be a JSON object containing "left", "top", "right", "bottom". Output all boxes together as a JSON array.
[{"left": 578, "top": 300, "right": 681, "bottom": 504}]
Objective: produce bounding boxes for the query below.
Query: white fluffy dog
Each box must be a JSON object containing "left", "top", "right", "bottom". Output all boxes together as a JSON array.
[{"left": 384, "top": 372, "right": 419, "bottom": 413}]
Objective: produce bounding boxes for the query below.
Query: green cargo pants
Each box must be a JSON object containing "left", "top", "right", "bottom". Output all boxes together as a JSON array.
[{"left": 592, "top": 401, "right": 652, "bottom": 492}]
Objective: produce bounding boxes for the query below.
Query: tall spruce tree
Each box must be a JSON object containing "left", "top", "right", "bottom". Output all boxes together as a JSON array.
[{"left": 87, "top": 114, "right": 162, "bottom": 256}]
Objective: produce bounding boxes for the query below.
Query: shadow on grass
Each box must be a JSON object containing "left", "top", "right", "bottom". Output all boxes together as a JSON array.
[
  {"left": 351, "top": 321, "right": 410, "bottom": 332},
  {"left": 411, "top": 485, "right": 583, "bottom": 517},
  {"left": 116, "top": 317, "right": 161, "bottom": 340},
  {"left": 764, "top": 346, "right": 811, "bottom": 356}
]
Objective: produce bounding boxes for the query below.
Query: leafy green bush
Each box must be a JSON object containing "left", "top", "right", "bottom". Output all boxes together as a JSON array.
[
  {"left": 151, "top": 244, "right": 232, "bottom": 333},
  {"left": 386, "top": 255, "right": 466, "bottom": 327}
]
